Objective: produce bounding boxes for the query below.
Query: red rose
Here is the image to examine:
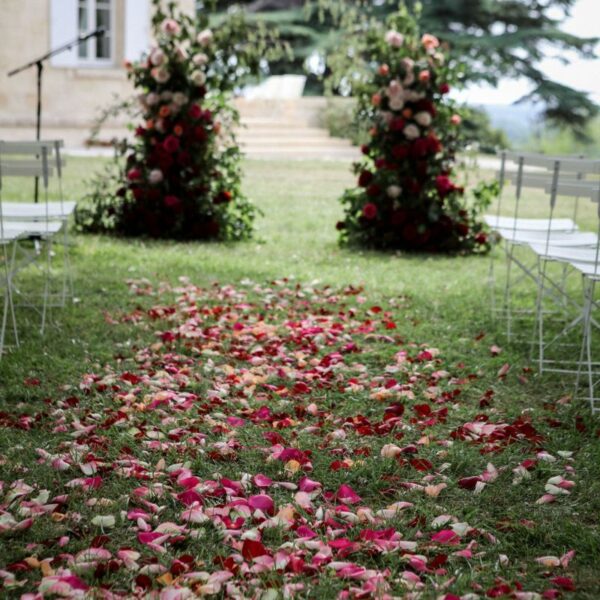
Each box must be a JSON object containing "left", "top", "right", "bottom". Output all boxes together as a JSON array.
[
  {"left": 374, "top": 158, "right": 387, "bottom": 170},
  {"left": 164, "top": 195, "right": 181, "bottom": 210},
  {"left": 415, "top": 99, "right": 437, "bottom": 116},
  {"left": 135, "top": 126, "right": 145, "bottom": 137},
  {"left": 361, "top": 144, "right": 370, "bottom": 155},
  {"left": 475, "top": 232, "right": 488, "bottom": 244},
  {"left": 411, "top": 138, "right": 430, "bottom": 158},
  {"left": 362, "top": 203, "right": 377, "bottom": 220},
  {"left": 127, "top": 167, "right": 142, "bottom": 181},
  {"left": 427, "top": 134, "right": 442, "bottom": 154},
  {"left": 193, "top": 126, "right": 207, "bottom": 142},
  {"left": 456, "top": 222, "right": 469, "bottom": 236},
  {"left": 390, "top": 117, "right": 406, "bottom": 132},
  {"left": 358, "top": 170, "right": 374, "bottom": 187},
  {"left": 188, "top": 104, "right": 202, "bottom": 119},
  {"left": 435, "top": 174, "right": 454, "bottom": 198},
  {"left": 163, "top": 135, "right": 180, "bottom": 153},
  {"left": 366, "top": 183, "right": 381, "bottom": 197},
  {"left": 391, "top": 144, "right": 409, "bottom": 160},
  {"left": 439, "top": 83, "right": 450, "bottom": 94}
]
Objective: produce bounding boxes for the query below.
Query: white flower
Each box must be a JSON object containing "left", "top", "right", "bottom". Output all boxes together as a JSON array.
[
  {"left": 191, "top": 70, "right": 206, "bottom": 86},
  {"left": 414, "top": 111, "right": 432, "bottom": 127},
  {"left": 403, "top": 124, "right": 420, "bottom": 140},
  {"left": 146, "top": 92, "right": 159, "bottom": 106},
  {"left": 192, "top": 52, "right": 209, "bottom": 66},
  {"left": 149, "top": 48, "right": 165, "bottom": 66},
  {"left": 197, "top": 29, "right": 213, "bottom": 47},
  {"left": 403, "top": 71, "right": 415, "bottom": 86},
  {"left": 387, "top": 185, "right": 402, "bottom": 199},
  {"left": 149, "top": 169, "right": 163, "bottom": 184},
  {"left": 389, "top": 95, "right": 404, "bottom": 111},
  {"left": 172, "top": 92, "right": 188, "bottom": 106},
  {"left": 151, "top": 66, "right": 170, "bottom": 84},
  {"left": 387, "top": 79, "right": 403, "bottom": 97},
  {"left": 385, "top": 30, "right": 404, "bottom": 48}
]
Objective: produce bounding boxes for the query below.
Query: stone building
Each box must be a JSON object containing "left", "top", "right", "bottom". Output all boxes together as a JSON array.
[{"left": 0, "top": 0, "right": 195, "bottom": 145}]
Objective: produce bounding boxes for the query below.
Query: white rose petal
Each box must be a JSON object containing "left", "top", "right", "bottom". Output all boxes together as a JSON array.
[{"left": 91, "top": 515, "right": 115, "bottom": 528}]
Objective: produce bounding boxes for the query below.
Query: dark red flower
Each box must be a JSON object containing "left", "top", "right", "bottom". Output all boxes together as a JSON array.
[
  {"left": 358, "top": 170, "right": 374, "bottom": 187},
  {"left": 392, "top": 144, "right": 409, "bottom": 160},
  {"left": 435, "top": 175, "right": 454, "bottom": 198},
  {"left": 363, "top": 203, "right": 378, "bottom": 220},
  {"left": 361, "top": 144, "right": 370, "bottom": 155},
  {"left": 163, "top": 135, "right": 180, "bottom": 153},
  {"left": 439, "top": 83, "right": 450, "bottom": 94},
  {"left": 164, "top": 195, "right": 181, "bottom": 210},
  {"left": 366, "top": 183, "right": 381, "bottom": 197},
  {"left": 188, "top": 104, "right": 202, "bottom": 119},
  {"left": 390, "top": 117, "right": 406, "bottom": 132}
]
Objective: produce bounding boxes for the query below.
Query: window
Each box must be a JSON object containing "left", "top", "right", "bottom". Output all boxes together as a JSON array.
[{"left": 78, "top": 0, "right": 113, "bottom": 64}]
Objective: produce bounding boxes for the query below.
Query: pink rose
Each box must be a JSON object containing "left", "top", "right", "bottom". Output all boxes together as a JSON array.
[
  {"left": 197, "top": 29, "right": 213, "bottom": 47},
  {"left": 385, "top": 30, "right": 404, "bottom": 48},
  {"left": 451, "top": 114, "right": 462, "bottom": 125},
  {"left": 161, "top": 19, "right": 181, "bottom": 36},
  {"left": 421, "top": 33, "right": 440, "bottom": 51}
]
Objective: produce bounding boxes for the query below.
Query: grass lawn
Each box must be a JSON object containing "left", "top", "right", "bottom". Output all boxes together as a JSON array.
[{"left": 0, "top": 157, "right": 599, "bottom": 598}]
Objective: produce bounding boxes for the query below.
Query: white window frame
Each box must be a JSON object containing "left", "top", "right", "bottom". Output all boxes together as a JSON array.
[{"left": 77, "top": 0, "right": 115, "bottom": 67}]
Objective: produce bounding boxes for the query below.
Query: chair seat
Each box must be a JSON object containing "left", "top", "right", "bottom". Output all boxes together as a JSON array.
[
  {"left": 3, "top": 220, "right": 63, "bottom": 237},
  {"left": 529, "top": 244, "right": 600, "bottom": 263},
  {"left": 1, "top": 201, "right": 77, "bottom": 219},
  {"left": 484, "top": 215, "right": 576, "bottom": 232},
  {"left": 0, "top": 229, "right": 24, "bottom": 244},
  {"left": 498, "top": 228, "right": 598, "bottom": 247},
  {"left": 568, "top": 261, "right": 600, "bottom": 279}
]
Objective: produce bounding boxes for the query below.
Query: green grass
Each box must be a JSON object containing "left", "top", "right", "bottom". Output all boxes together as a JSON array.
[{"left": 0, "top": 157, "right": 599, "bottom": 598}]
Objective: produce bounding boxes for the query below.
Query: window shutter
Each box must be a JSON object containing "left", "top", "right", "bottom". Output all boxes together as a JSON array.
[
  {"left": 49, "top": 0, "right": 79, "bottom": 67},
  {"left": 124, "top": 0, "right": 150, "bottom": 62}
]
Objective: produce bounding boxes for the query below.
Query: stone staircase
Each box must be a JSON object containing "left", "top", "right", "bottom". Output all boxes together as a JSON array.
[{"left": 234, "top": 97, "right": 359, "bottom": 161}]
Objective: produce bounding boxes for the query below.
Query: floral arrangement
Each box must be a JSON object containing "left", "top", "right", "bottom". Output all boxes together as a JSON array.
[
  {"left": 76, "top": 0, "right": 286, "bottom": 241},
  {"left": 334, "top": 9, "right": 494, "bottom": 252}
]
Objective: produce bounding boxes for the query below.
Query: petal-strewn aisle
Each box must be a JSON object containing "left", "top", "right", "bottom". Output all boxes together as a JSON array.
[{"left": 0, "top": 280, "right": 588, "bottom": 598}]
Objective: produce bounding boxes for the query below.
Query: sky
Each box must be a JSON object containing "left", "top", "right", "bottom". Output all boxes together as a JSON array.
[{"left": 455, "top": 0, "right": 600, "bottom": 106}]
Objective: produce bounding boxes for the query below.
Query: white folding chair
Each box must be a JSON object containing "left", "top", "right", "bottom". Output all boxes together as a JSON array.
[
  {"left": 486, "top": 152, "right": 595, "bottom": 341},
  {"left": 0, "top": 142, "right": 63, "bottom": 334},
  {"left": 0, "top": 163, "right": 21, "bottom": 358},
  {"left": 527, "top": 160, "right": 600, "bottom": 375},
  {"left": 0, "top": 140, "right": 75, "bottom": 310}
]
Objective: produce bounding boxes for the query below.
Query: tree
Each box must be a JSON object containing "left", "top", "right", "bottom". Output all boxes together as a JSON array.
[{"left": 211, "top": 0, "right": 598, "bottom": 134}]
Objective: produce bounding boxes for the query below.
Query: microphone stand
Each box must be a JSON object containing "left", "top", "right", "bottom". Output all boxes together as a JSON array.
[{"left": 8, "top": 28, "right": 105, "bottom": 202}]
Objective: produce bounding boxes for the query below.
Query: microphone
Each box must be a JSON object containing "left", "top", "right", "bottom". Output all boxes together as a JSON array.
[{"left": 80, "top": 27, "right": 105, "bottom": 42}]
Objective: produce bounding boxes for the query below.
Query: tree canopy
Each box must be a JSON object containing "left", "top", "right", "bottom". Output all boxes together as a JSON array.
[{"left": 209, "top": 0, "right": 598, "bottom": 134}]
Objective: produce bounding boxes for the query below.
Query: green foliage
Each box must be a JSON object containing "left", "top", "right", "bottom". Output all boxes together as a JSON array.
[
  {"left": 320, "top": 97, "right": 369, "bottom": 145},
  {"left": 334, "top": 6, "right": 496, "bottom": 253}
]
